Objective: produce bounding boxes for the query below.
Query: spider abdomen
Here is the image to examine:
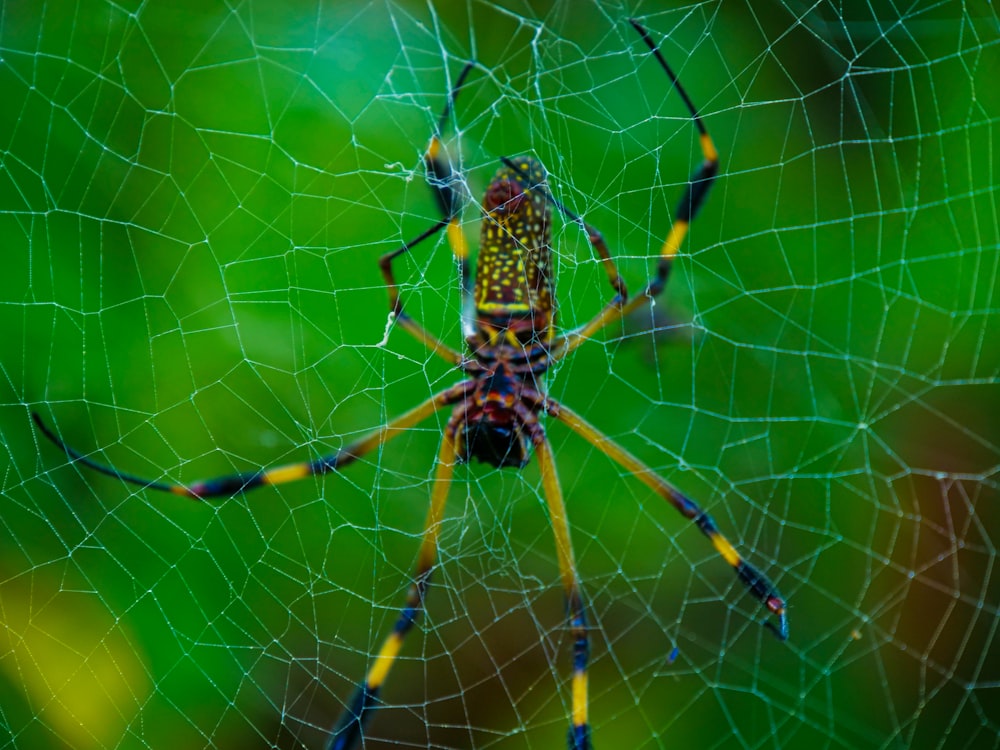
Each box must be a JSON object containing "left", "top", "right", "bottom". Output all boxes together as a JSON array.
[{"left": 474, "top": 156, "right": 554, "bottom": 343}]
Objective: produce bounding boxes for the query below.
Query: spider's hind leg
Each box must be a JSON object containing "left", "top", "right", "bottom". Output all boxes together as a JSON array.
[
  {"left": 554, "top": 19, "right": 721, "bottom": 359},
  {"left": 379, "top": 62, "right": 478, "bottom": 365}
]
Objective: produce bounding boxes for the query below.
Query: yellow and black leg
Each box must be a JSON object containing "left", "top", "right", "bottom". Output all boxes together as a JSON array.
[
  {"left": 554, "top": 19, "right": 720, "bottom": 358},
  {"left": 547, "top": 398, "right": 787, "bottom": 640},
  {"left": 423, "top": 61, "right": 477, "bottom": 338},
  {"left": 380, "top": 61, "right": 478, "bottom": 364},
  {"left": 326, "top": 417, "right": 462, "bottom": 749},
  {"left": 32, "top": 382, "right": 470, "bottom": 499},
  {"left": 532, "top": 429, "right": 592, "bottom": 749},
  {"left": 377, "top": 62, "right": 477, "bottom": 364}
]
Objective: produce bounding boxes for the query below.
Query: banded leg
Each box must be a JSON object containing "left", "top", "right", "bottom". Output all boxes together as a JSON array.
[
  {"left": 326, "top": 417, "right": 462, "bottom": 750},
  {"left": 530, "top": 425, "right": 592, "bottom": 749},
  {"left": 553, "top": 19, "right": 720, "bottom": 359},
  {"left": 380, "top": 61, "right": 477, "bottom": 362},
  {"left": 424, "top": 62, "right": 477, "bottom": 340},
  {"left": 31, "top": 382, "right": 469, "bottom": 499},
  {"left": 546, "top": 398, "right": 787, "bottom": 640}
]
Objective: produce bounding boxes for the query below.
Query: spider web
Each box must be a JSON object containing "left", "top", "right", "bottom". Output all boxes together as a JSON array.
[{"left": 3, "top": 1, "right": 999, "bottom": 748}]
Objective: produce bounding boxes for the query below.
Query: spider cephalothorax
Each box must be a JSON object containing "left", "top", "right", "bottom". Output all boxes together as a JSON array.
[{"left": 458, "top": 356, "right": 540, "bottom": 468}]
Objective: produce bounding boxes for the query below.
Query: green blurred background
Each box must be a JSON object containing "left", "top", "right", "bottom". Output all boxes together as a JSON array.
[{"left": 2, "top": 1, "right": 998, "bottom": 748}]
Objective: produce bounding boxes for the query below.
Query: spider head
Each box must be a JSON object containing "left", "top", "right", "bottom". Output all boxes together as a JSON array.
[
  {"left": 462, "top": 420, "right": 531, "bottom": 469},
  {"left": 459, "top": 364, "right": 533, "bottom": 469}
]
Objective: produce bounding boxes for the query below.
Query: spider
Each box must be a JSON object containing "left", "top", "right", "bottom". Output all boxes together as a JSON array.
[{"left": 34, "top": 19, "right": 788, "bottom": 750}]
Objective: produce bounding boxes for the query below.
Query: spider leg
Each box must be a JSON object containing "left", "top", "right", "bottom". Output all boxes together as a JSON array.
[
  {"left": 326, "top": 411, "right": 463, "bottom": 750},
  {"left": 425, "top": 62, "right": 477, "bottom": 340},
  {"left": 379, "top": 62, "right": 478, "bottom": 364},
  {"left": 523, "top": 417, "right": 592, "bottom": 749},
  {"left": 379, "top": 219, "right": 464, "bottom": 365},
  {"left": 546, "top": 398, "right": 788, "bottom": 641},
  {"left": 553, "top": 19, "right": 719, "bottom": 359},
  {"left": 32, "top": 382, "right": 470, "bottom": 499}
]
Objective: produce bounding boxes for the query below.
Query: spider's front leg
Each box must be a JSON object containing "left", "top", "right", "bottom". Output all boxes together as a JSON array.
[
  {"left": 424, "top": 61, "right": 477, "bottom": 340},
  {"left": 519, "top": 411, "right": 592, "bottom": 750},
  {"left": 547, "top": 398, "right": 788, "bottom": 640},
  {"left": 326, "top": 410, "right": 465, "bottom": 750}
]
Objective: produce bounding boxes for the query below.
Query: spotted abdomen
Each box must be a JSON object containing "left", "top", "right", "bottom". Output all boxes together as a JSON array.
[{"left": 475, "top": 157, "right": 554, "bottom": 340}]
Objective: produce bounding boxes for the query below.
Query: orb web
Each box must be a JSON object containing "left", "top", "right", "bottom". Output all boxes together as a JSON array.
[{"left": 3, "top": 2, "right": 998, "bottom": 749}]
